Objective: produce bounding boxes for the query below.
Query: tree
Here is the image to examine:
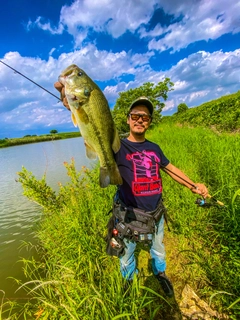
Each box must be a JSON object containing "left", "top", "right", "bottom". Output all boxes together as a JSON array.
[
  {"left": 112, "top": 79, "right": 174, "bottom": 133},
  {"left": 177, "top": 103, "right": 188, "bottom": 113},
  {"left": 50, "top": 129, "right": 58, "bottom": 134}
]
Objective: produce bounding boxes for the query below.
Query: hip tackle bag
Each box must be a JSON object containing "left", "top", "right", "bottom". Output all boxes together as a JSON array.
[{"left": 106, "top": 198, "right": 167, "bottom": 257}]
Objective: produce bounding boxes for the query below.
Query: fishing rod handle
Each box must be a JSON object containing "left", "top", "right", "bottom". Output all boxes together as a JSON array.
[{"left": 206, "top": 194, "right": 224, "bottom": 206}]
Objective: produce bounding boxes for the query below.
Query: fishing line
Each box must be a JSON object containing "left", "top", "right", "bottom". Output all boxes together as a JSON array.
[
  {"left": 0, "top": 60, "right": 61, "bottom": 101},
  {"left": 120, "top": 138, "right": 195, "bottom": 186}
]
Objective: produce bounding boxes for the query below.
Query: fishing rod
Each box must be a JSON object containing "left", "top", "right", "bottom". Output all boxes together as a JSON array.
[
  {"left": 0, "top": 59, "right": 225, "bottom": 206},
  {"left": 120, "top": 139, "right": 224, "bottom": 207},
  {"left": 0, "top": 60, "right": 61, "bottom": 101}
]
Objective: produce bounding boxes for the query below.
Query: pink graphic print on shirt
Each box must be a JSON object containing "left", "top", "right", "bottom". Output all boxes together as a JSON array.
[{"left": 126, "top": 150, "right": 162, "bottom": 196}]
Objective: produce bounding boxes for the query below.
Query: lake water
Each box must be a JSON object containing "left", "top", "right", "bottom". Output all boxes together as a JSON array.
[{"left": 0, "top": 138, "right": 94, "bottom": 303}]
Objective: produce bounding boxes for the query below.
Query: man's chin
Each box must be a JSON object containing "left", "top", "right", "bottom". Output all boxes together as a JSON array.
[{"left": 133, "top": 130, "right": 145, "bottom": 136}]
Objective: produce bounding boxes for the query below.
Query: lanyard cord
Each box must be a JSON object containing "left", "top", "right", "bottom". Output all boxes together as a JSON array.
[
  {"left": 120, "top": 138, "right": 196, "bottom": 189},
  {"left": 120, "top": 138, "right": 224, "bottom": 206}
]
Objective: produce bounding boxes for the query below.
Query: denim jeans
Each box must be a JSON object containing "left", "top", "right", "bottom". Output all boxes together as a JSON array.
[{"left": 119, "top": 215, "right": 166, "bottom": 280}]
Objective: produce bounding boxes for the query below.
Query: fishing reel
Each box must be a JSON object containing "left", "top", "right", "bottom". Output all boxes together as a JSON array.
[
  {"left": 195, "top": 198, "right": 213, "bottom": 207},
  {"left": 195, "top": 198, "right": 224, "bottom": 208}
]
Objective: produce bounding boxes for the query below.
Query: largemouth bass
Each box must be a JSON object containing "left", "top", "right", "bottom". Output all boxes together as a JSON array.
[{"left": 58, "top": 64, "right": 122, "bottom": 188}]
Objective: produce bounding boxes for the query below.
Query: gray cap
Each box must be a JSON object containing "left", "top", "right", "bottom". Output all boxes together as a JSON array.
[{"left": 129, "top": 96, "right": 154, "bottom": 115}]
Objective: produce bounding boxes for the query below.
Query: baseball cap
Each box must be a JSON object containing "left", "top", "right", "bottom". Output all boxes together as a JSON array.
[{"left": 129, "top": 96, "right": 154, "bottom": 115}]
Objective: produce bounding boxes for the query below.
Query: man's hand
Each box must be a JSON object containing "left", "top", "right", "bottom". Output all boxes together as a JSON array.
[
  {"left": 54, "top": 82, "right": 70, "bottom": 110},
  {"left": 191, "top": 183, "right": 208, "bottom": 198}
]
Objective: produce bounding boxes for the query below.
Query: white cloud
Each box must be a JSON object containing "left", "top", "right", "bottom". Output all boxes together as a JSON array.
[
  {"left": 188, "top": 90, "right": 210, "bottom": 103},
  {"left": 49, "top": 48, "right": 56, "bottom": 56},
  {"left": 174, "top": 80, "right": 188, "bottom": 91},
  {"left": 147, "top": 0, "right": 240, "bottom": 52},
  {"left": 1, "top": 43, "right": 240, "bottom": 136},
  {"left": 0, "top": 52, "right": 71, "bottom": 135},
  {"left": 27, "top": 0, "right": 159, "bottom": 47},
  {"left": 59, "top": 0, "right": 158, "bottom": 42},
  {"left": 27, "top": 17, "right": 64, "bottom": 35},
  {"left": 103, "top": 48, "right": 240, "bottom": 112},
  {"left": 161, "top": 48, "right": 240, "bottom": 112},
  {"left": 162, "top": 99, "right": 175, "bottom": 112},
  {"left": 1, "top": 100, "right": 71, "bottom": 132},
  {"left": 55, "top": 44, "right": 154, "bottom": 82},
  {"left": 138, "top": 24, "right": 167, "bottom": 39},
  {"left": 104, "top": 48, "right": 240, "bottom": 111},
  {"left": 1, "top": 1, "right": 240, "bottom": 138},
  {"left": 0, "top": 46, "right": 153, "bottom": 134},
  {"left": 26, "top": 0, "right": 239, "bottom": 54}
]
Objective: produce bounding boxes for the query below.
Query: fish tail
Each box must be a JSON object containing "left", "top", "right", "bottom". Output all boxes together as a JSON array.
[{"left": 100, "top": 165, "right": 123, "bottom": 188}]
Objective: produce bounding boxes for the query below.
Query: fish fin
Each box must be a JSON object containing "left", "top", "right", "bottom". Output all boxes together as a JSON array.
[
  {"left": 85, "top": 142, "right": 98, "bottom": 159},
  {"left": 71, "top": 113, "right": 78, "bottom": 127},
  {"left": 99, "top": 168, "right": 111, "bottom": 188},
  {"left": 110, "top": 164, "right": 123, "bottom": 186},
  {"left": 112, "top": 125, "right": 121, "bottom": 153},
  {"left": 71, "top": 106, "right": 89, "bottom": 125},
  {"left": 77, "top": 108, "right": 89, "bottom": 124},
  {"left": 99, "top": 164, "right": 123, "bottom": 188}
]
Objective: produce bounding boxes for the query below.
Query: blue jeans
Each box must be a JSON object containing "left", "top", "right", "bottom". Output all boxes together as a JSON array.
[{"left": 119, "top": 215, "right": 166, "bottom": 280}]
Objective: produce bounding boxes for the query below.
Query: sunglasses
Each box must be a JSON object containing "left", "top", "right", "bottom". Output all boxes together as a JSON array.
[{"left": 129, "top": 113, "right": 152, "bottom": 122}]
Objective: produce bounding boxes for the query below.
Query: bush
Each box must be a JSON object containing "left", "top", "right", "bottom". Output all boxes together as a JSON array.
[
  {"left": 177, "top": 103, "right": 188, "bottom": 113},
  {"left": 50, "top": 129, "right": 58, "bottom": 134}
]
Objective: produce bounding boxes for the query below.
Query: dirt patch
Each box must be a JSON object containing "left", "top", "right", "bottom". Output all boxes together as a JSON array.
[{"left": 136, "top": 230, "right": 228, "bottom": 319}]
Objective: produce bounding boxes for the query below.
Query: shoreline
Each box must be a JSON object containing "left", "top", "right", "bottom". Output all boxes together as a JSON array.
[{"left": 0, "top": 132, "right": 81, "bottom": 148}]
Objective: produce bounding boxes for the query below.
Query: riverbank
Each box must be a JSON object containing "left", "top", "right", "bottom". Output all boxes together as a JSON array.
[
  {"left": 5, "top": 123, "right": 239, "bottom": 319},
  {"left": 0, "top": 132, "right": 81, "bottom": 148}
]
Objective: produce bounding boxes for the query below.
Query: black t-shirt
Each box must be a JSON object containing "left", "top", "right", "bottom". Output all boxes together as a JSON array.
[{"left": 114, "top": 139, "right": 170, "bottom": 211}]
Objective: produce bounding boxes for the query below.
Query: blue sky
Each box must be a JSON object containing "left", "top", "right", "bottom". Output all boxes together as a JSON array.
[{"left": 0, "top": 0, "right": 240, "bottom": 138}]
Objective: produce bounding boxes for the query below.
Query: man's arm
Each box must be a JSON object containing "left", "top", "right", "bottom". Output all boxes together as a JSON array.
[{"left": 163, "top": 163, "right": 208, "bottom": 198}]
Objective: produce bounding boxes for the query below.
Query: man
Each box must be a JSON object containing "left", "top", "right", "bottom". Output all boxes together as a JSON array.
[
  {"left": 112, "top": 97, "right": 208, "bottom": 297},
  {"left": 54, "top": 83, "right": 208, "bottom": 297}
]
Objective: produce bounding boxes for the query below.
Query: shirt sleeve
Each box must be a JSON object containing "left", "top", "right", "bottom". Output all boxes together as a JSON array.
[{"left": 158, "top": 146, "right": 170, "bottom": 168}]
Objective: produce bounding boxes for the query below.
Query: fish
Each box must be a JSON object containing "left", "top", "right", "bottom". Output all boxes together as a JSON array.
[{"left": 58, "top": 64, "right": 122, "bottom": 188}]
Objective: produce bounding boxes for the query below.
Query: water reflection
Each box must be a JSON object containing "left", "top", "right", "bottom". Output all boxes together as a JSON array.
[{"left": 0, "top": 137, "right": 94, "bottom": 300}]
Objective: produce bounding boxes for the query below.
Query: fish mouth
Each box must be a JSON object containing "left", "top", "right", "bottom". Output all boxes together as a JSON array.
[
  {"left": 58, "top": 69, "right": 75, "bottom": 85},
  {"left": 66, "top": 93, "right": 78, "bottom": 101},
  {"left": 58, "top": 75, "right": 66, "bottom": 85}
]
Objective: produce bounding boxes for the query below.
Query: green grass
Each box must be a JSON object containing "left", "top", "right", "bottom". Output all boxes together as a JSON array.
[
  {"left": 1, "top": 123, "right": 240, "bottom": 319},
  {"left": 147, "top": 124, "right": 240, "bottom": 318},
  {"left": 0, "top": 132, "right": 81, "bottom": 148},
  {"left": 165, "top": 90, "right": 240, "bottom": 132},
  {"left": 5, "top": 164, "right": 172, "bottom": 319}
]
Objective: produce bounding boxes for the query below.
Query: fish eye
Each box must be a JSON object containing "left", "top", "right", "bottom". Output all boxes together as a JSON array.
[{"left": 78, "top": 71, "right": 84, "bottom": 76}]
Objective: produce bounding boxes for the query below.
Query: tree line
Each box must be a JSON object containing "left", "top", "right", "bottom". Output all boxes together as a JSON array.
[{"left": 112, "top": 78, "right": 240, "bottom": 133}]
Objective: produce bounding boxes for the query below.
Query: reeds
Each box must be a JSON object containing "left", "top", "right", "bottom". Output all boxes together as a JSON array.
[
  {"left": 148, "top": 124, "right": 240, "bottom": 318},
  {"left": 2, "top": 124, "right": 240, "bottom": 319}
]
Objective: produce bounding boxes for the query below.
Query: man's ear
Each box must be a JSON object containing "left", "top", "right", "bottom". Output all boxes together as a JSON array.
[{"left": 127, "top": 115, "right": 130, "bottom": 124}]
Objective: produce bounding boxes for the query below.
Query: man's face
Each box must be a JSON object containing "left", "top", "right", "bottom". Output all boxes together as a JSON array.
[{"left": 127, "top": 105, "right": 152, "bottom": 136}]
